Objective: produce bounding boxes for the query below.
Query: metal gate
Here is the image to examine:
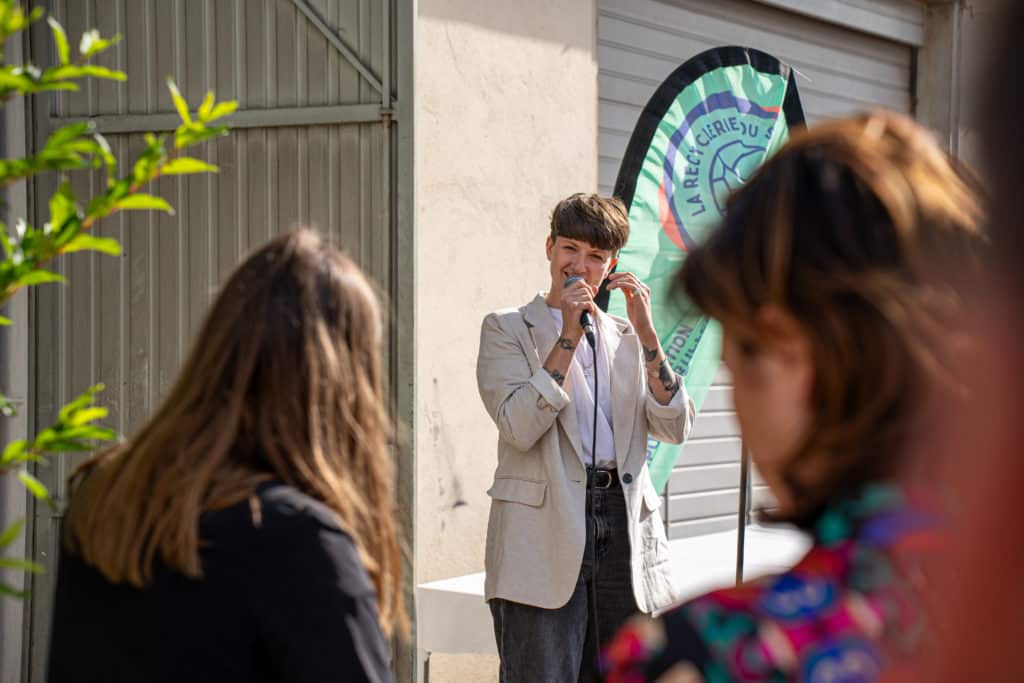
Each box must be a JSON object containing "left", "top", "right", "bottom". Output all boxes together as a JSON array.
[{"left": 21, "top": 0, "right": 413, "bottom": 679}]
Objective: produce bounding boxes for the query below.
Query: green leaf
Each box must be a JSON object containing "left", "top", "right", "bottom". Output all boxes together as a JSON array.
[
  {"left": 0, "top": 4, "right": 41, "bottom": 47},
  {"left": 16, "top": 270, "right": 65, "bottom": 287},
  {"left": 93, "top": 132, "right": 116, "bottom": 181},
  {"left": 0, "top": 5, "right": 44, "bottom": 38},
  {"left": 166, "top": 77, "right": 191, "bottom": 125},
  {"left": 0, "top": 315, "right": 10, "bottom": 326},
  {"left": 49, "top": 181, "right": 79, "bottom": 233},
  {"left": 85, "top": 193, "right": 112, "bottom": 220},
  {"left": 197, "top": 91, "right": 214, "bottom": 121},
  {"left": 207, "top": 100, "right": 238, "bottom": 122},
  {"left": 44, "top": 65, "right": 85, "bottom": 80},
  {"left": 62, "top": 234, "right": 121, "bottom": 256},
  {"left": 55, "top": 425, "right": 117, "bottom": 442},
  {"left": 0, "top": 394, "right": 16, "bottom": 417},
  {"left": 114, "top": 194, "right": 174, "bottom": 214},
  {"left": 64, "top": 406, "right": 109, "bottom": 427},
  {"left": 130, "top": 139, "right": 167, "bottom": 185},
  {"left": 160, "top": 157, "right": 217, "bottom": 175},
  {"left": 107, "top": 178, "right": 132, "bottom": 202},
  {"left": 174, "top": 124, "right": 228, "bottom": 150},
  {"left": 46, "top": 121, "right": 94, "bottom": 148},
  {"left": 17, "top": 470, "right": 49, "bottom": 502},
  {"left": 31, "top": 427, "right": 58, "bottom": 448},
  {"left": 79, "top": 30, "right": 119, "bottom": 58},
  {"left": 47, "top": 17, "right": 69, "bottom": 66},
  {"left": 0, "top": 558, "right": 43, "bottom": 573},
  {"left": 0, "top": 68, "right": 33, "bottom": 91},
  {"left": 0, "top": 519, "right": 24, "bottom": 549},
  {"left": 34, "top": 440, "right": 95, "bottom": 452},
  {"left": 75, "top": 64, "right": 125, "bottom": 81},
  {"left": 55, "top": 384, "right": 104, "bottom": 423},
  {"left": 0, "top": 582, "right": 28, "bottom": 599},
  {"left": 1, "top": 439, "right": 26, "bottom": 465},
  {"left": 47, "top": 64, "right": 126, "bottom": 82},
  {"left": 23, "top": 81, "right": 78, "bottom": 94},
  {"left": 78, "top": 29, "right": 100, "bottom": 57}
]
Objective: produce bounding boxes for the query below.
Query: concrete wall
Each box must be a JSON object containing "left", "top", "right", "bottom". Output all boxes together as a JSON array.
[
  {"left": 917, "top": 0, "right": 1004, "bottom": 168},
  {"left": 953, "top": 0, "right": 1002, "bottom": 168},
  {"left": 414, "top": 0, "right": 598, "bottom": 680}
]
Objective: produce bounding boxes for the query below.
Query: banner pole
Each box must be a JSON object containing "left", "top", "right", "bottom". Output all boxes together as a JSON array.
[{"left": 735, "top": 441, "right": 750, "bottom": 585}]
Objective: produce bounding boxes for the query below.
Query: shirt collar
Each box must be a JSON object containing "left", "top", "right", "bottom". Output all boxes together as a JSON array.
[{"left": 812, "top": 483, "right": 938, "bottom": 549}]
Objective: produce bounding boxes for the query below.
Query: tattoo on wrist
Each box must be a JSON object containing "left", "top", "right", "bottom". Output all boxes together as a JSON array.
[
  {"left": 557, "top": 337, "right": 576, "bottom": 352},
  {"left": 643, "top": 346, "right": 659, "bottom": 363},
  {"left": 546, "top": 367, "right": 566, "bottom": 386}
]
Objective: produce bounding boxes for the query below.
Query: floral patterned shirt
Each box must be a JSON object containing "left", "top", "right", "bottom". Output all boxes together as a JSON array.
[{"left": 602, "top": 484, "right": 938, "bottom": 683}]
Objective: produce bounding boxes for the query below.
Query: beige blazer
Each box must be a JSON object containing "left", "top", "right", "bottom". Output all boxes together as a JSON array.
[{"left": 476, "top": 294, "right": 695, "bottom": 614}]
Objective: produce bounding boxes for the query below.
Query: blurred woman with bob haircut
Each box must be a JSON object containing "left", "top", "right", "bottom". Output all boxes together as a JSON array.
[
  {"left": 603, "top": 111, "right": 986, "bottom": 682},
  {"left": 47, "top": 228, "right": 406, "bottom": 683}
]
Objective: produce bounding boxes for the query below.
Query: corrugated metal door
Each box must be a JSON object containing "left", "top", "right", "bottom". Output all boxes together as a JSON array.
[
  {"left": 24, "top": 0, "right": 410, "bottom": 678},
  {"left": 598, "top": 0, "right": 922, "bottom": 539}
]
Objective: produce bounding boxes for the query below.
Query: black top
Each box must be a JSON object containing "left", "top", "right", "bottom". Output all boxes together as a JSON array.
[{"left": 47, "top": 481, "right": 394, "bottom": 683}]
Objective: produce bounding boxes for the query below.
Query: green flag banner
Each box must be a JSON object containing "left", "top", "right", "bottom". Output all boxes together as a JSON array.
[{"left": 601, "top": 47, "right": 805, "bottom": 493}]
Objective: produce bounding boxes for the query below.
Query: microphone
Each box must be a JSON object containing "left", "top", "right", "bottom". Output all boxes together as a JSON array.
[{"left": 564, "top": 275, "right": 596, "bottom": 348}]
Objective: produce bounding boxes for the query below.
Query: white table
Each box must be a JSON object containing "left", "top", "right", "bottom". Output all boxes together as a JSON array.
[{"left": 415, "top": 525, "right": 810, "bottom": 679}]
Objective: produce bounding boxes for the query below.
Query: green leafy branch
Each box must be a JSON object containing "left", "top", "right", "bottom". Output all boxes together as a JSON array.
[
  {"left": 0, "top": 384, "right": 113, "bottom": 499},
  {"left": 0, "top": 0, "right": 235, "bottom": 601},
  {"left": 0, "top": 121, "right": 111, "bottom": 189},
  {"left": 0, "top": 384, "right": 112, "bottom": 597},
  {"left": 0, "top": 2, "right": 39, "bottom": 61},
  {"left": 0, "top": 13, "right": 125, "bottom": 101},
  {"left": 0, "top": 520, "right": 32, "bottom": 598},
  {"left": 0, "top": 78, "right": 235, "bottom": 316}
]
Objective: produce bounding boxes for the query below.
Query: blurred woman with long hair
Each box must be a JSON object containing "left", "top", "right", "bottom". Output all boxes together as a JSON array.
[
  {"left": 602, "top": 112, "right": 985, "bottom": 682},
  {"left": 47, "top": 228, "right": 406, "bottom": 683}
]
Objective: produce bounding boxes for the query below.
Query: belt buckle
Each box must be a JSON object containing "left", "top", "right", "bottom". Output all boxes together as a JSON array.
[{"left": 591, "top": 469, "right": 612, "bottom": 489}]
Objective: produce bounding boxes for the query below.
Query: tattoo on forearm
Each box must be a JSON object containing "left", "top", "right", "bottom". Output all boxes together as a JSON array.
[
  {"left": 649, "top": 359, "right": 681, "bottom": 397},
  {"left": 643, "top": 346, "right": 658, "bottom": 363},
  {"left": 557, "top": 337, "right": 577, "bottom": 352},
  {"left": 546, "top": 368, "right": 566, "bottom": 386}
]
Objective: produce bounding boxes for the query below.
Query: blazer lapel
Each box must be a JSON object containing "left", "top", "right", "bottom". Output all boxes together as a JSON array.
[
  {"left": 605, "top": 314, "right": 639, "bottom": 470},
  {"left": 523, "top": 295, "right": 585, "bottom": 463}
]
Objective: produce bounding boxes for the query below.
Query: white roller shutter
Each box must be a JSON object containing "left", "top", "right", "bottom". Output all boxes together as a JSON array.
[{"left": 598, "top": 0, "right": 922, "bottom": 538}]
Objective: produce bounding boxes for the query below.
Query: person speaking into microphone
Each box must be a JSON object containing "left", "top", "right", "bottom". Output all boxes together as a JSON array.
[{"left": 477, "top": 193, "right": 695, "bottom": 682}]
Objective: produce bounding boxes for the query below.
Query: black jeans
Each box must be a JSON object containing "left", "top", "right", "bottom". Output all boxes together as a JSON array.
[{"left": 489, "top": 484, "right": 638, "bottom": 683}]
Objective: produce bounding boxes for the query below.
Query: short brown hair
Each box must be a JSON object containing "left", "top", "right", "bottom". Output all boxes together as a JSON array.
[
  {"left": 680, "top": 111, "right": 985, "bottom": 525},
  {"left": 549, "top": 193, "right": 630, "bottom": 252}
]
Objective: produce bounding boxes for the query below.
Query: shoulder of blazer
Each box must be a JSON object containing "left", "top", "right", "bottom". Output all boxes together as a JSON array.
[{"left": 485, "top": 303, "right": 536, "bottom": 335}]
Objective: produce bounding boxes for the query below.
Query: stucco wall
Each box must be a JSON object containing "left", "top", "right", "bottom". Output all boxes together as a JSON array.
[
  {"left": 414, "top": 0, "right": 597, "bottom": 680},
  {"left": 954, "top": 0, "right": 1002, "bottom": 169},
  {"left": 917, "top": 0, "right": 1003, "bottom": 169}
]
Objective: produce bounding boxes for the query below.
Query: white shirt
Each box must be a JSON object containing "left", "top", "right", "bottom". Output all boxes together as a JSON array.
[{"left": 549, "top": 307, "right": 616, "bottom": 469}]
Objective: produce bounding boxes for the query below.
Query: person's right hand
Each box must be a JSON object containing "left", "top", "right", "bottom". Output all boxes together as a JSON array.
[{"left": 559, "top": 278, "right": 597, "bottom": 344}]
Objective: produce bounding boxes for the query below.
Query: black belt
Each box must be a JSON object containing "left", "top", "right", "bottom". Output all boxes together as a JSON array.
[{"left": 586, "top": 467, "right": 620, "bottom": 489}]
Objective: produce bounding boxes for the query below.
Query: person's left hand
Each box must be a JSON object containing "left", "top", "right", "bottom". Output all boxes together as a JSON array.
[{"left": 606, "top": 272, "right": 656, "bottom": 342}]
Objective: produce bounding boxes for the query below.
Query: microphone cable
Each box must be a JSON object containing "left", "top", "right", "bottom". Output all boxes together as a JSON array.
[{"left": 586, "top": 329, "right": 601, "bottom": 675}]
